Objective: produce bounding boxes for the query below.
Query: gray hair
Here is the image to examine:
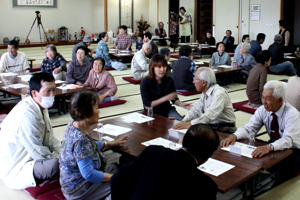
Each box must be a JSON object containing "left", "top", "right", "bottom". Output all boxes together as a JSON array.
[
  {"left": 274, "top": 34, "right": 283, "bottom": 42},
  {"left": 45, "top": 44, "right": 57, "bottom": 56},
  {"left": 240, "top": 42, "right": 251, "bottom": 53},
  {"left": 159, "top": 48, "right": 170, "bottom": 57},
  {"left": 197, "top": 67, "right": 216, "bottom": 87},
  {"left": 264, "top": 80, "right": 286, "bottom": 100},
  {"left": 158, "top": 21, "right": 164, "bottom": 26}
]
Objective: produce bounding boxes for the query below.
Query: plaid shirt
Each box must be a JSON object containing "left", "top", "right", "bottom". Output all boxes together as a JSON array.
[
  {"left": 114, "top": 33, "right": 132, "bottom": 50},
  {"left": 184, "top": 13, "right": 192, "bottom": 23},
  {"left": 181, "top": 56, "right": 196, "bottom": 75},
  {"left": 41, "top": 54, "right": 66, "bottom": 74}
]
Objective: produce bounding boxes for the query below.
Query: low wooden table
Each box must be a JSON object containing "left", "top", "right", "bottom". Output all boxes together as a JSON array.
[
  {"left": 0, "top": 75, "right": 93, "bottom": 115},
  {"left": 89, "top": 112, "right": 292, "bottom": 199},
  {"left": 109, "top": 49, "right": 135, "bottom": 62}
]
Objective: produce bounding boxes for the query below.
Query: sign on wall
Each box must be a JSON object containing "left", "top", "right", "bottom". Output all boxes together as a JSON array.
[
  {"left": 251, "top": 4, "right": 260, "bottom": 21},
  {"left": 13, "top": 0, "right": 57, "bottom": 8}
]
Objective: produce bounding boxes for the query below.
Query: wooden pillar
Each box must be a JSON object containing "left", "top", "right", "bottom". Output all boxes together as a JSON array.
[{"left": 104, "top": 0, "right": 108, "bottom": 32}]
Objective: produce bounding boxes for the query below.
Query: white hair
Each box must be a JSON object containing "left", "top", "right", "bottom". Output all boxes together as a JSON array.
[
  {"left": 197, "top": 67, "right": 216, "bottom": 87},
  {"left": 264, "top": 80, "right": 286, "bottom": 100},
  {"left": 240, "top": 42, "right": 251, "bottom": 53}
]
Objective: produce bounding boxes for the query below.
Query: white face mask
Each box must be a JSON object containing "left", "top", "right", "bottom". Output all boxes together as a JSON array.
[{"left": 37, "top": 92, "right": 55, "bottom": 109}]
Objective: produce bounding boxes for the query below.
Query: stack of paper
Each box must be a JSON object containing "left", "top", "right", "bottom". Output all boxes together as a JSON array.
[
  {"left": 221, "top": 142, "right": 257, "bottom": 158},
  {"left": 57, "top": 84, "right": 83, "bottom": 90},
  {"left": 1, "top": 72, "right": 18, "bottom": 77},
  {"left": 93, "top": 124, "right": 131, "bottom": 137},
  {"left": 142, "top": 137, "right": 182, "bottom": 150},
  {"left": 198, "top": 158, "right": 235, "bottom": 176},
  {"left": 169, "top": 128, "right": 188, "bottom": 134},
  {"left": 285, "top": 56, "right": 296, "bottom": 59},
  {"left": 55, "top": 80, "right": 66, "bottom": 84},
  {"left": 8, "top": 83, "right": 29, "bottom": 89},
  {"left": 194, "top": 61, "right": 204, "bottom": 65},
  {"left": 18, "top": 75, "right": 32, "bottom": 82},
  {"left": 217, "top": 65, "right": 232, "bottom": 69},
  {"left": 121, "top": 112, "right": 154, "bottom": 124}
]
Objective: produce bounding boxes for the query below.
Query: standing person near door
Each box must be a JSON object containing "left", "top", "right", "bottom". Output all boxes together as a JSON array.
[{"left": 179, "top": 7, "right": 192, "bottom": 43}]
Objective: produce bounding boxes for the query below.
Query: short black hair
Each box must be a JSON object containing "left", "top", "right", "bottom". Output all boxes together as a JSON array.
[
  {"left": 100, "top": 32, "right": 107, "bottom": 40},
  {"left": 29, "top": 72, "right": 55, "bottom": 97},
  {"left": 182, "top": 124, "right": 219, "bottom": 159},
  {"left": 216, "top": 42, "right": 225, "bottom": 49},
  {"left": 206, "top": 30, "right": 212, "bottom": 35},
  {"left": 120, "top": 25, "right": 127, "bottom": 30},
  {"left": 69, "top": 90, "right": 99, "bottom": 121},
  {"left": 76, "top": 46, "right": 89, "bottom": 56},
  {"left": 179, "top": 7, "right": 186, "bottom": 12},
  {"left": 279, "top": 20, "right": 287, "bottom": 28},
  {"left": 242, "top": 34, "right": 249, "bottom": 42},
  {"left": 8, "top": 40, "right": 19, "bottom": 48},
  {"left": 93, "top": 57, "right": 105, "bottom": 72},
  {"left": 144, "top": 32, "right": 152, "bottom": 40},
  {"left": 257, "top": 33, "right": 266, "bottom": 41},
  {"left": 179, "top": 45, "right": 192, "bottom": 57},
  {"left": 226, "top": 30, "right": 232, "bottom": 35},
  {"left": 159, "top": 48, "right": 170, "bottom": 57},
  {"left": 257, "top": 50, "right": 272, "bottom": 65}
]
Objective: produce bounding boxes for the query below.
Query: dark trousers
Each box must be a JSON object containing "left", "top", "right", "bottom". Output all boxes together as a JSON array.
[
  {"left": 181, "top": 35, "right": 190, "bottom": 43},
  {"left": 170, "top": 34, "right": 179, "bottom": 47}
]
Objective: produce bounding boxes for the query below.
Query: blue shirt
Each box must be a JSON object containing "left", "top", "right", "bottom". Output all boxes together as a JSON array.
[
  {"left": 96, "top": 40, "right": 111, "bottom": 67},
  {"left": 59, "top": 121, "right": 104, "bottom": 195},
  {"left": 234, "top": 43, "right": 241, "bottom": 61},
  {"left": 249, "top": 40, "right": 261, "bottom": 60},
  {"left": 181, "top": 56, "right": 196, "bottom": 75}
]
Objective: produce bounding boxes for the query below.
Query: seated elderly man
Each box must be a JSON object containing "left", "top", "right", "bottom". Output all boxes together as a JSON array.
[
  {"left": 113, "top": 25, "right": 132, "bottom": 50},
  {"left": 67, "top": 46, "right": 92, "bottom": 85},
  {"left": 131, "top": 43, "right": 152, "bottom": 80},
  {"left": 173, "top": 67, "right": 236, "bottom": 133},
  {"left": 0, "top": 40, "right": 29, "bottom": 74},
  {"left": 233, "top": 42, "right": 257, "bottom": 83},
  {"left": 111, "top": 124, "right": 219, "bottom": 200},
  {"left": 0, "top": 72, "right": 61, "bottom": 190},
  {"left": 268, "top": 34, "right": 296, "bottom": 76},
  {"left": 221, "top": 80, "right": 300, "bottom": 176},
  {"left": 155, "top": 22, "right": 167, "bottom": 46}
]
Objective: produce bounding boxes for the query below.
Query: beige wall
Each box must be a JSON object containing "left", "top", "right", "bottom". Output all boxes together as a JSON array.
[{"left": 0, "top": 0, "right": 104, "bottom": 43}]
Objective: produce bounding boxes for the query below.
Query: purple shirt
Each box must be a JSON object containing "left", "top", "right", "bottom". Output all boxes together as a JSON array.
[{"left": 66, "top": 59, "right": 92, "bottom": 84}]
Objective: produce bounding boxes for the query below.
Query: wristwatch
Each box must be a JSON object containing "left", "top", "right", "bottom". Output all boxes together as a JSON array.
[{"left": 268, "top": 143, "right": 274, "bottom": 151}]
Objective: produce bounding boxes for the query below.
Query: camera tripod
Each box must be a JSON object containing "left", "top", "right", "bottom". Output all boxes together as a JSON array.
[{"left": 24, "top": 11, "right": 49, "bottom": 49}]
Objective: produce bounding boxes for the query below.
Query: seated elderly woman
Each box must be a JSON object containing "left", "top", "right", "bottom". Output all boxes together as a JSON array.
[
  {"left": 66, "top": 46, "right": 92, "bottom": 85},
  {"left": 41, "top": 44, "right": 67, "bottom": 80},
  {"left": 233, "top": 42, "right": 257, "bottom": 83},
  {"left": 59, "top": 90, "right": 129, "bottom": 200},
  {"left": 246, "top": 50, "right": 272, "bottom": 105},
  {"left": 83, "top": 57, "right": 118, "bottom": 103},
  {"left": 140, "top": 54, "right": 191, "bottom": 120},
  {"left": 210, "top": 42, "right": 231, "bottom": 66}
]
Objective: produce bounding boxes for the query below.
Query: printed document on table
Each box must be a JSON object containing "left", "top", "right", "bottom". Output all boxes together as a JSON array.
[
  {"left": 55, "top": 80, "right": 66, "bottom": 84},
  {"left": 18, "top": 75, "right": 32, "bottom": 82},
  {"left": 8, "top": 83, "right": 29, "bottom": 89},
  {"left": 170, "top": 128, "right": 188, "bottom": 134},
  {"left": 194, "top": 61, "right": 204, "bottom": 65},
  {"left": 217, "top": 65, "right": 232, "bottom": 68},
  {"left": 57, "top": 84, "right": 83, "bottom": 89},
  {"left": 198, "top": 158, "right": 235, "bottom": 176},
  {"left": 1, "top": 72, "right": 18, "bottom": 77},
  {"left": 121, "top": 112, "right": 154, "bottom": 123},
  {"left": 142, "top": 137, "right": 182, "bottom": 150},
  {"left": 93, "top": 124, "right": 131, "bottom": 137},
  {"left": 221, "top": 142, "right": 257, "bottom": 158}
]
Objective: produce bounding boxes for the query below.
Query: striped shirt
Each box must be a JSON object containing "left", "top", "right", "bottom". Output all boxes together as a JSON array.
[{"left": 114, "top": 33, "right": 132, "bottom": 50}]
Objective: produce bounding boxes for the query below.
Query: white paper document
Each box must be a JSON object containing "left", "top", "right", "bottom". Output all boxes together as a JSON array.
[
  {"left": 1, "top": 72, "right": 18, "bottom": 77},
  {"left": 57, "top": 84, "right": 83, "bottom": 90},
  {"left": 198, "top": 158, "right": 235, "bottom": 176},
  {"left": 170, "top": 128, "right": 188, "bottom": 134},
  {"left": 8, "top": 83, "right": 29, "bottom": 89},
  {"left": 221, "top": 142, "right": 257, "bottom": 158},
  {"left": 217, "top": 65, "right": 232, "bottom": 69},
  {"left": 102, "top": 136, "right": 115, "bottom": 142},
  {"left": 55, "top": 80, "right": 66, "bottom": 84},
  {"left": 93, "top": 124, "right": 131, "bottom": 137},
  {"left": 142, "top": 137, "right": 182, "bottom": 150},
  {"left": 194, "top": 61, "right": 204, "bottom": 65},
  {"left": 285, "top": 56, "right": 296, "bottom": 59},
  {"left": 121, "top": 112, "right": 154, "bottom": 124},
  {"left": 18, "top": 75, "right": 32, "bottom": 82}
]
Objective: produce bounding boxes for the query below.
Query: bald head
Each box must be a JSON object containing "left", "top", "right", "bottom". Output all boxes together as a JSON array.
[{"left": 142, "top": 43, "right": 152, "bottom": 55}]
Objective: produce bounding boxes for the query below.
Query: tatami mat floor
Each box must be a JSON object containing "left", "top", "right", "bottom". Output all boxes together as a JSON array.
[{"left": 0, "top": 42, "right": 296, "bottom": 200}]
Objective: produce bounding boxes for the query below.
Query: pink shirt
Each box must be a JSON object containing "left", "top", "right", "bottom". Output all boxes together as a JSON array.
[
  {"left": 114, "top": 33, "right": 132, "bottom": 50},
  {"left": 83, "top": 70, "right": 117, "bottom": 96}
]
